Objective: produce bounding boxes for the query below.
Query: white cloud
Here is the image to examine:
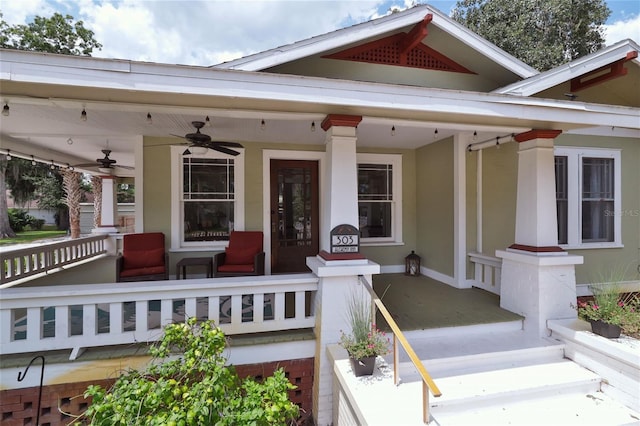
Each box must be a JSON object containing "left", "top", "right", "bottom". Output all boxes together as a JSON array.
[
  {"left": 74, "top": 0, "right": 392, "bottom": 66},
  {"left": 604, "top": 14, "right": 640, "bottom": 45}
]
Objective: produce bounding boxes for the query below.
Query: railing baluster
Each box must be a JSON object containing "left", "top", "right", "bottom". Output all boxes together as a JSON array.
[
  {"left": 160, "top": 299, "right": 173, "bottom": 327},
  {"left": 208, "top": 296, "right": 220, "bottom": 324},
  {"left": 55, "top": 305, "right": 69, "bottom": 339},
  {"left": 274, "top": 292, "right": 285, "bottom": 321},
  {"left": 294, "top": 291, "right": 305, "bottom": 320},
  {"left": 110, "top": 302, "right": 123, "bottom": 334},
  {"left": 253, "top": 293, "right": 264, "bottom": 323},
  {"left": 26, "top": 307, "right": 42, "bottom": 343},
  {"left": 184, "top": 298, "right": 197, "bottom": 320},
  {"left": 135, "top": 301, "right": 148, "bottom": 333}
]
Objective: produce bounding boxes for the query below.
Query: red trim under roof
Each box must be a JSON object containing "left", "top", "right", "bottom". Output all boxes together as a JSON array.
[
  {"left": 570, "top": 51, "right": 638, "bottom": 92},
  {"left": 323, "top": 14, "right": 474, "bottom": 74}
]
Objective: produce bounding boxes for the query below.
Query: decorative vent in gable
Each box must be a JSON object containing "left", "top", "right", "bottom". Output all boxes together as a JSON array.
[{"left": 324, "top": 33, "right": 474, "bottom": 74}]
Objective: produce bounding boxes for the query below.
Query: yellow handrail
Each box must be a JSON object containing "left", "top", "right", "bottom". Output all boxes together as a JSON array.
[{"left": 359, "top": 275, "right": 441, "bottom": 424}]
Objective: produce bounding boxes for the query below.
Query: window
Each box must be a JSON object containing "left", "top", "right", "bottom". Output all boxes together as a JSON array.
[
  {"left": 171, "top": 147, "right": 244, "bottom": 249},
  {"left": 554, "top": 147, "right": 621, "bottom": 248},
  {"left": 357, "top": 154, "right": 402, "bottom": 244}
]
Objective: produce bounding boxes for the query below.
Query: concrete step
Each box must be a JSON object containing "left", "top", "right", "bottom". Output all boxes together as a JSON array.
[
  {"left": 430, "top": 360, "right": 600, "bottom": 410},
  {"left": 431, "top": 389, "right": 640, "bottom": 426},
  {"left": 389, "top": 324, "right": 565, "bottom": 380}
]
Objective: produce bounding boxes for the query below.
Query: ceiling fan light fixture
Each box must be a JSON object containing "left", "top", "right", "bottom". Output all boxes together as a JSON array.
[
  {"left": 2, "top": 103, "right": 9, "bottom": 117},
  {"left": 81, "top": 108, "right": 87, "bottom": 121}
]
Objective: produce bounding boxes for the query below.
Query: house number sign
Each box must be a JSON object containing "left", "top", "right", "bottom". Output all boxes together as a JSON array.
[{"left": 330, "top": 224, "right": 360, "bottom": 254}]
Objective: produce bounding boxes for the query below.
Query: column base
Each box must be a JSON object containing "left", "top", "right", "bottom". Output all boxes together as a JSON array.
[{"left": 496, "top": 250, "right": 583, "bottom": 337}]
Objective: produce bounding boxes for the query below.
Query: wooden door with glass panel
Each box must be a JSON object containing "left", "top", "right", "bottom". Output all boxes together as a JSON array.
[{"left": 270, "top": 160, "right": 319, "bottom": 273}]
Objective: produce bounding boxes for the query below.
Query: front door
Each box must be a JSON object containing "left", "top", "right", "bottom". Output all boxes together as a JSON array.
[{"left": 270, "top": 160, "right": 319, "bottom": 273}]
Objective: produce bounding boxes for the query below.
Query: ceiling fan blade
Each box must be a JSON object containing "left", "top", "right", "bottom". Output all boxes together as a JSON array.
[
  {"left": 210, "top": 145, "right": 240, "bottom": 156},
  {"left": 211, "top": 141, "right": 244, "bottom": 148},
  {"left": 170, "top": 133, "right": 187, "bottom": 139},
  {"left": 74, "top": 162, "right": 102, "bottom": 168}
]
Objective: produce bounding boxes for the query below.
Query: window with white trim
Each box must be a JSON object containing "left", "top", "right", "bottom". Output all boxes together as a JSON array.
[
  {"left": 171, "top": 147, "right": 244, "bottom": 248},
  {"left": 357, "top": 153, "right": 402, "bottom": 244},
  {"left": 554, "top": 147, "right": 621, "bottom": 248}
]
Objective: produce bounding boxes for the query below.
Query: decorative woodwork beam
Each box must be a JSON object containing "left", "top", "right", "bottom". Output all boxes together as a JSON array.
[
  {"left": 399, "top": 13, "right": 433, "bottom": 61},
  {"left": 514, "top": 129, "right": 562, "bottom": 142},
  {"left": 321, "top": 114, "right": 362, "bottom": 130},
  {"left": 570, "top": 50, "right": 638, "bottom": 92}
]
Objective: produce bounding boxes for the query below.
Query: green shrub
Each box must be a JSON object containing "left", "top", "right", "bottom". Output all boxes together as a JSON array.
[
  {"left": 28, "top": 219, "right": 46, "bottom": 230},
  {"left": 8, "top": 209, "right": 32, "bottom": 232},
  {"left": 78, "top": 318, "right": 299, "bottom": 425}
]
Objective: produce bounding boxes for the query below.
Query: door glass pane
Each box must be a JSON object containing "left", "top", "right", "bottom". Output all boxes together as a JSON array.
[{"left": 277, "top": 167, "right": 312, "bottom": 247}]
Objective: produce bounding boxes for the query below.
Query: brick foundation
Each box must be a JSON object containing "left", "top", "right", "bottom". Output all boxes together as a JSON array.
[{"left": 1, "top": 357, "right": 314, "bottom": 425}]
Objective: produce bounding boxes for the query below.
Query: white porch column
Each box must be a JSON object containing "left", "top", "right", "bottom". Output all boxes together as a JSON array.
[
  {"left": 496, "top": 130, "right": 582, "bottom": 337},
  {"left": 311, "top": 114, "right": 381, "bottom": 425},
  {"left": 307, "top": 259, "right": 380, "bottom": 426},
  {"left": 319, "top": 114, "right": 361, "bottom": 252},
  {"left": 92, "top": 175, "right": 118, "bottom": 234}
]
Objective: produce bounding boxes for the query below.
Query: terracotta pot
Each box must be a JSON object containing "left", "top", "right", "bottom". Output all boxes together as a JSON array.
[
  {"left": 349, "top": 356, "right": 376, "bottom": 376},
  {"left": 590, "top": 320, "right": 622, "bottom": 338}
]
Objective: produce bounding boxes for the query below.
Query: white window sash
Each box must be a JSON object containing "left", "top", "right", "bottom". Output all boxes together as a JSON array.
[
  {"left": 357, "top": 153, "right": 403, "bottom": 245},
  {"left": 555, "top": 146, "right": 621, "bottom": 249},
  {"left": 170, "top": 146, "right": 244, "bottom": 250}
]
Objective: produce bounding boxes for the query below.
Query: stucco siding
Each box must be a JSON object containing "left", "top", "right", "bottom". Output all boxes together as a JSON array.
[
  {"left": 479, "top": 141, "right": 518, "bottom": 262},
  {"left": 416, "top": 139, "right": 454, "bottom": 277}
]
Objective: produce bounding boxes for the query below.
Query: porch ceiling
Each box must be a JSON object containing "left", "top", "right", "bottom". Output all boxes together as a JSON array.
[{"left": 0, "top": 89, "right": 527, "bottom": 176}]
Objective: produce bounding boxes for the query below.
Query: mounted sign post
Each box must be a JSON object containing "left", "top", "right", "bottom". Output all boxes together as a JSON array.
[{"left": 330, "top": 224, "right": 360, "bottom": 254}]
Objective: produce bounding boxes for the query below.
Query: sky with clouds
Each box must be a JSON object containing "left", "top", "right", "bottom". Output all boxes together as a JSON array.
[{"left": 1, "top": 0, "right": 639, "bottom": 67}]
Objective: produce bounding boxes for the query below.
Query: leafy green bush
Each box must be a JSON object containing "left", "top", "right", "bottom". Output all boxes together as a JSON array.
[
  {"left": 78, "top": 318, "right": 299, "bottom": 425},
  {"left": 28, "top": 218, "right": 46, "bottom": 230},
  {"left": 8, "top": 209, "right": 32, "bottom": 232}
]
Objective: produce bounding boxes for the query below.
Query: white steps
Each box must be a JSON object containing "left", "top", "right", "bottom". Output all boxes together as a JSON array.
[{"left": 383, "top": 324, "right": 640, "bottom": 425}]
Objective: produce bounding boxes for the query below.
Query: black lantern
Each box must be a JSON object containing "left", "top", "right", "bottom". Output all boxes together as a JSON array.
[{"left": 405, "top": 251, "right": 421, "bottom": 276}]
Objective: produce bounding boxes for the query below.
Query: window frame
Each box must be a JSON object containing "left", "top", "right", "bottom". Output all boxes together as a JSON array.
[
  {"left": 171, "top": 146, "right": 245, "bottom": 250},
  {"left": 554, "top": 146, "right": 621, "bottom": 249},
  {"left": 357, "top": 153, "right": 403, "bottom": 245}
]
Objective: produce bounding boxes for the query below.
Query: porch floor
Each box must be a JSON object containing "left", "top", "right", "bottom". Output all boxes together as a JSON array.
[{"left": 372, "top": 274, "right": 522, "bottom": 331}]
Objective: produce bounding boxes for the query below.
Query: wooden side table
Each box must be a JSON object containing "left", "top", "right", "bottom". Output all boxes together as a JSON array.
[{"left": 176, "top": 257, "right": 213, "bottom": 279}]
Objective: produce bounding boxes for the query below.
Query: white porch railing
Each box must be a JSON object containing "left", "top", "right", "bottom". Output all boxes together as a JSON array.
[
  {"left": 468, "top": 252, "right": 502, "bottom": 295},
  {"left": 0, "top": 235, "right": 108, "bottom": 287},
  {"left": 0, "top": 274, "right": 318, "bottom": 360}
]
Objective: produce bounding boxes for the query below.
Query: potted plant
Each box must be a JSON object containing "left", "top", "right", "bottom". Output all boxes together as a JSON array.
[
  {"left": 576, "top": 283, "right": 639, "bottom": 338},
  {"left": 339, "top": 289, "right": 390, "bottom": 376}
]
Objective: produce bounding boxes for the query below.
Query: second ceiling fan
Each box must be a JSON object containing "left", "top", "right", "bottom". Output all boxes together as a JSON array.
[{"left": 173, "top": 121, "right": 243, "bottom": 156}]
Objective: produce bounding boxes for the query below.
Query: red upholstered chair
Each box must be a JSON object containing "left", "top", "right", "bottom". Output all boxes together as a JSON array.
[
  {"left": 213, "top": 231, "right": 265, "bottom": 277},
  {"left": 116, "top": 232, "right": 169, "bottom": 282}
]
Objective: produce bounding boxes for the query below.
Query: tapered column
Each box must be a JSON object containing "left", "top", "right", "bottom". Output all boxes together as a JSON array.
[
  {"left": 92, "top": 175, "right": 118, "bottom": 234},
  {"left": 510, "top": 129, "right": 563, "bottom": 252},
  {"left": 319, "top": 114, "right": 362, "bottom": 253},
  {"left": 497, "top": 130, "right": 583, "bottom": 337}
]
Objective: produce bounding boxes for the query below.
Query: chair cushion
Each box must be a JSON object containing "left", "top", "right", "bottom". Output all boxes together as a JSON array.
[
  {"left": 225, "top": 247, "right": 256, "bottom": 265},
  {"left": 123, "top": 247, "right": 165, "bottom": 270},
  {"left": 218, "top": 264, "right": 255, "bottom": 273},
  {"left": 120, "top": 265, "right": 166, "bottom": 278}
]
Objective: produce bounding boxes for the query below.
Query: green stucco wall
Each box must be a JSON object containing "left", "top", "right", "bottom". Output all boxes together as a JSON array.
[{"left": 415, "top": 139, "right": 454, "bottom": 277}]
